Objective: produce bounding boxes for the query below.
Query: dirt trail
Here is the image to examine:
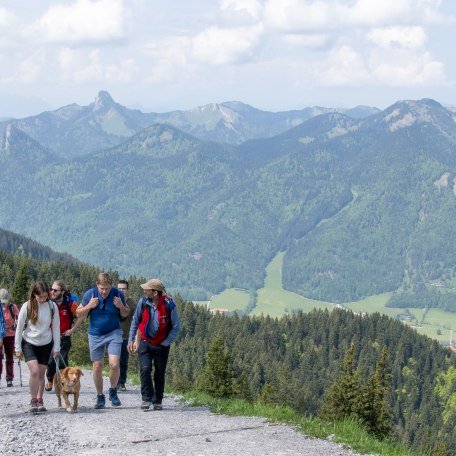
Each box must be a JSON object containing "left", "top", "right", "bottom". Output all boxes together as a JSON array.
[{"left": 0, "top": 362, "right": 360, "bottom": 456}]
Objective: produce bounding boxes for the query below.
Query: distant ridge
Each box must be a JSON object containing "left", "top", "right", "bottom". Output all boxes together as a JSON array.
[
  {"left": 0, "top": 226, "right": 79, "bottom": 264},
  {"left": 1, "top": 95, "right": 455, "bottom": 309},
  {"left": 0, "top": 91, "right": 380, "bottom": 158}
]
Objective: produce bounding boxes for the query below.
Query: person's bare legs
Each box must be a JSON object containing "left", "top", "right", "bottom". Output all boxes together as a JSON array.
[
  {"left": 92, "top": 360, "right": 104, "bottom": 394},
  {"left": 108, "top": 354, "right": 120, "bottom": 388},
  {"left": 27, "top": 360, "right": 40, "bottom": 399}
]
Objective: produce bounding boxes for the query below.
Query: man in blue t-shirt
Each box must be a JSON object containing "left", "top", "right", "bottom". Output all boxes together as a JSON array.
[{"left": 77, "top": 272, "right": 130, "bottom": 409}]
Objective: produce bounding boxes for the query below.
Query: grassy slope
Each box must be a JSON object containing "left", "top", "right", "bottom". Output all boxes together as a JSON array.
[{"left": 205, "top": 252, "right": 456, "bottom": 344}]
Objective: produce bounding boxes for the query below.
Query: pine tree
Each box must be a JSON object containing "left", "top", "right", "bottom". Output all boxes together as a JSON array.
[
  {"left": 258, "top": 383, "right": 275, "bottom": 405},
  {"left": 358, "top": 347, "right": 392, "bottom": 438},
  {"left": 11, "top": 261, "right": 31, "bottom": 305},
  {"left": 233, "top": 373, "right": 253, "bottom": 402},
  {"left": 319, "top": 342, "right": 363, "bottom": 421},
  {"left": 197, "top": 336, "right": 234, "bottom": 398}
]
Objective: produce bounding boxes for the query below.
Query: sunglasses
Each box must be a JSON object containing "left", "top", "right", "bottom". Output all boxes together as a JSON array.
[{"left": 50, "top": 288, "right": 62, "bottom": 293}]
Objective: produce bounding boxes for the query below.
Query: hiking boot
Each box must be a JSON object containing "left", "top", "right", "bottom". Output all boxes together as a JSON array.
[
  {"left": 108, "top": 387, "right": 121, "bottom": 407},
  {"left": 30, "top": 398, "right": 39, "bottom": 413},
  {"left": 153, "top": 403, "right": 163, "bottom": 411},
  {"left": 94, "top": 393, "right": 106, "bottom": 409},
  {"left": 141, "top": 401, "right": 151, "bottom": 410},
  {"left": 44, "top": 381, "right": 53, "bottom": 392},
  {"left": 6, "top": 380, "right": 13, "bottom": 387},
  {"left": 37, "top": 398, "right": 47, "bottom": 412},
  {"left": 117, "top": 383, "right": 126, "bottom": 392}
]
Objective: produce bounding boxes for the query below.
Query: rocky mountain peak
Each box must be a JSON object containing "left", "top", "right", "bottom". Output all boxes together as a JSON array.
[{"left": 92, "top": 90, "right": 116, "bottom": 111}]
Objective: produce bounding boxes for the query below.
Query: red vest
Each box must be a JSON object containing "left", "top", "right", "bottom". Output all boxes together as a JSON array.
[
  {"left": 138, "top": 296, "right": 172, "bottom": 345},
  {"left": 57, "top": 299, "right": 75, "bottom": 334}
]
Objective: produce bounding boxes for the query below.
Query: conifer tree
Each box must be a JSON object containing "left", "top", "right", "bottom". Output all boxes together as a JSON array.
[
  {"left": 318, "top": 342, "right": 363, "bottom": 421},
  {"left": 233, "top": 373, "right": 253, "bottom": 402},
  {"left": 11, "top": 261, "right": 31, "bottom": 305},
  {"left": 358, "top": 347, "right": 392, "bottom": 438},
  {"left": 258, "top": 383, "right": 275, "bottom": 405},
  {"left": 197, "top": 336, "right": 234, "bottom": 398}
]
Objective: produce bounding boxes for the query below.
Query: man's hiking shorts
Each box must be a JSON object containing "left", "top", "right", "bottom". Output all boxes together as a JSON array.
[{"left": 88, "top": 328, "right": 123, "bottom": 361}]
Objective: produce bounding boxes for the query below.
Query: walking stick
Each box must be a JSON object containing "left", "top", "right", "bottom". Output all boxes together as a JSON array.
[{"left": 18, "top": 358, "right": 23, "bottom": 387}]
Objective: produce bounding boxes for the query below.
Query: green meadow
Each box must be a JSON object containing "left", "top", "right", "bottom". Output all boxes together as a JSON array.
[{"left": 203, "top": 252, "right": 456, "bottom": 344}]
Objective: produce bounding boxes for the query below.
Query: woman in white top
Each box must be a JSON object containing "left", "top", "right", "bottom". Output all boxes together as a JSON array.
[{"left": 15, "top": 282, "right": 60, "bottom": 413}]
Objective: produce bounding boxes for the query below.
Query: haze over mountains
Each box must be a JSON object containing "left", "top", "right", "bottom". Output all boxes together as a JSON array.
[
  {"left": 4, "top": 90, "right": 379, "bottom": 157},
  {"left": 0, "top": 92, "right": 455, "bottom": 310}
]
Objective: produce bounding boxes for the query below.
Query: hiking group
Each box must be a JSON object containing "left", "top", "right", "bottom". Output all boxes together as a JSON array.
[{"left": 0, "top": 273, "right": 180, "bottom": 413}]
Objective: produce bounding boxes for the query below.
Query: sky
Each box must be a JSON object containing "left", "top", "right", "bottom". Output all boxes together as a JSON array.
[{"left": 0, "top": 0, "right": 455, "bottom": 118}]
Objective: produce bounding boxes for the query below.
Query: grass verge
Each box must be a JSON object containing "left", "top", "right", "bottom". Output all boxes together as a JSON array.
[{"left": 180, "top": 390, "right": 419, "bottom": 456}]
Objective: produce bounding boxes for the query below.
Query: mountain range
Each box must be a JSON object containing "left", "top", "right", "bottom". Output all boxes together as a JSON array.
[
  {"left": 0, "top": 93, "right": 455, "bottom": 309},
  {"left": 2, "top": 90, "right": 379, "bottom": 158}
]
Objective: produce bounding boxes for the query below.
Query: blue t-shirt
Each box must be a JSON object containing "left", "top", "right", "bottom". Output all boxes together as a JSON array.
[{"left": 81, "top": 287, "right": 126, "bottom": 336}]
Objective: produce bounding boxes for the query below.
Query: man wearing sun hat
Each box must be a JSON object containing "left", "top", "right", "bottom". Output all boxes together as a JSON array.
[{"left": 127, "top": 278, "right": 180, "bottom": 410}]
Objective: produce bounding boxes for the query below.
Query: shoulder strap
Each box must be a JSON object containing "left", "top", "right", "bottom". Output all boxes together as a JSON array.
[
  {"left": 49, "top": 301, "right": 55, "bottom": 320},
  {"left": 24, "top": 303, "right": 30, "bottom": 332},
  {"left": 138, "top": 297, "right": 148, "bottom": 323},
  {"left": 25, "top": 302, "right": 54, "bottom": 331}
]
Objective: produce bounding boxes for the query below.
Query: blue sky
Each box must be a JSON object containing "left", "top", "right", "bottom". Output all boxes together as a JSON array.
[{"left": 0, "top": 0, "right": 455, "bottom": 117}]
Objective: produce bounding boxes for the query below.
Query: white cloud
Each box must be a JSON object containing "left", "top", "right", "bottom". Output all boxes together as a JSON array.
[
  {"left": 263, "top": 0, "right": 449, "bottom": 32},
  {"left": 191, "top": 25, "right": 264, "bottom": 64},
  {"left": 35, "top": 0, "right": 126, "bottom": 45},
  {"left": 318, "top": 45, "right": 369, "bottom": 86},
  {"left": 282, "top": 33, "right": 328, "bottom": 49},
  {"left": 263, "top": 0, "right": 332, "bottom": 31},
  {"left": 367, "top": 26, "right": 427, "bottom": 49},
  {"left": 0, "top": 7, "right": 13, "bottom": 27},
  {"left": 220, "top": 0, "right": 262, "bottom": 20},
  {"left": 18, "top": 53, "right": 44, "bottom": 83},
  {"left": 146, "top": 37, "right": 193, "bottom": 84},
  {"left": 372, "top": 52, "right": 445, "bottom": 86},
  {"left": 73, "top": 50, "right": 103, "bottom": 82},
  {"left": 58, "top": 47, "right": 137, "bottom": 83},
  {"left": 105, "top": 58, "right": 138, "bottom": 83}
]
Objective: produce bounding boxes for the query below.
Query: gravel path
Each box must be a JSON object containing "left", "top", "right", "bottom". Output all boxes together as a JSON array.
[{"left": 0, "top": 362, "right": 361, "bottom": 456}]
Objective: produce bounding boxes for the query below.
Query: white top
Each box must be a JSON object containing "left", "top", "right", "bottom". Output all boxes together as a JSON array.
[{"left": 14, "top": 300, "right": 60, "bottom": 353}]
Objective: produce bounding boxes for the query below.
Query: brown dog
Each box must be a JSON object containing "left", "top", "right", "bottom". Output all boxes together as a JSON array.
[{"left": 54, "top": 367, "right": 84, "bottom": 412}]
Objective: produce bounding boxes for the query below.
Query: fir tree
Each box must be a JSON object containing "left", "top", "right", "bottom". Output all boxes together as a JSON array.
[
  {"left": 11, "top": 261, "right": 31, "bottom": 305},
  {"left": 258, "top": 383, "right": 275, "bottom": 405},
  {"left": 318, "top": 342, "right": 363, "bottom": 421},
  {"left": 358, "top": 347, "right": 393, "bottom": 438},
  {"left": 233, "top": 373, "right": 253, "bottom": 402},
  {"left": 197, "top": 336, "right": 234, "bottom": 398}
]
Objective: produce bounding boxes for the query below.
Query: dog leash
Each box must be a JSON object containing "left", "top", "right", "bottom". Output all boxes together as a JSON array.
[{"left": 54, "top": 355, "right": 63, "bottom": 390}]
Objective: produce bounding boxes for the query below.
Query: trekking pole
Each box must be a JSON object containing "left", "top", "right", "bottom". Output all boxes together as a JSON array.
[{"left": 18, "top": 358, "right": 23, "bottom": 387}]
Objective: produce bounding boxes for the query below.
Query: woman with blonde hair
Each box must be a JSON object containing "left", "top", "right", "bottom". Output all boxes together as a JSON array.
[{"left": 15, "top": 282, "right": 60, "bottom": 413}]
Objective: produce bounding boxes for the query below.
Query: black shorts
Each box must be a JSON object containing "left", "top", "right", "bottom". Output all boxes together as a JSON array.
[{"left": 22, "top": 340, "right": 53, "bottom": 365}]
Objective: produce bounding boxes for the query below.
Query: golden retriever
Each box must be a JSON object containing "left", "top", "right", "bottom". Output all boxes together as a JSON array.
[{"left": 54, "top": 367, "right": 84, "bottom": 412}]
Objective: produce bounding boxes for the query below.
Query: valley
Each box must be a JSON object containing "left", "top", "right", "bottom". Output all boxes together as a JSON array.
[{"left": 207, "top": 251, "right": 456, "bottom": 345}]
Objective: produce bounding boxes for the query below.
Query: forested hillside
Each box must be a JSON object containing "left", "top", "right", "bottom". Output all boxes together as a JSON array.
[
  {"left": 0, "top": 227, "right": 79, "bottom": 264},
  {"left": 1, "top": 245, "right": 454, "bottom": 455},
  {"left": 1, "top": 98, "right": 456, "bottom": 310}
]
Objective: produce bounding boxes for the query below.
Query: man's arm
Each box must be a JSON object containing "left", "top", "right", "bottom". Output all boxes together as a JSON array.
[
  {"left": 76, "top": 292, "right": 99, "bottom": 318},
  {"left": 113, "top": 294, "right": 130, "bottom": 318}
]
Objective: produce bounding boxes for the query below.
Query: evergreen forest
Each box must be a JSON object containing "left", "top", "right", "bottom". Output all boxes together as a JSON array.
[{"left": 1, "top": 239, "right": 455, "bottom": 455}]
